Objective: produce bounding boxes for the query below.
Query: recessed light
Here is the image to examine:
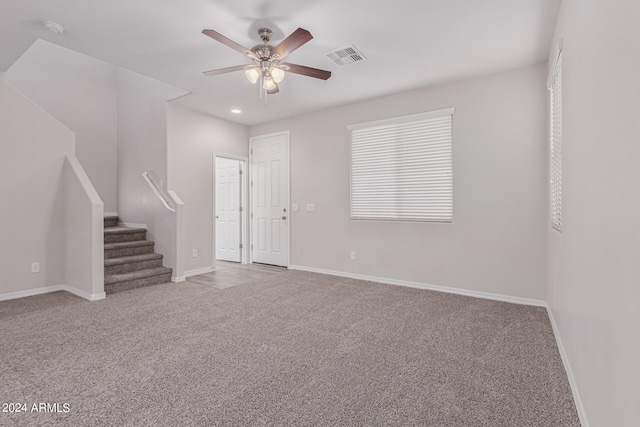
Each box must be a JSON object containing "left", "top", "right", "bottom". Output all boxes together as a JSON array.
[
  {"left": 231, "top": 109, "right": 242, "bottom": 114},
  {"left": 42, "top": 21, "right": 64, "bottom": 35}
]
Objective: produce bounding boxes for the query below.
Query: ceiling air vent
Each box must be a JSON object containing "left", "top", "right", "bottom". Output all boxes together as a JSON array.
[{"left": 325, "top": 45, "right": 366, "bottom": 67}]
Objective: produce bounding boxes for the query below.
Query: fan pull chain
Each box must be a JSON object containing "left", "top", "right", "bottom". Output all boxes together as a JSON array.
[{"left": 258, "top": 74, "right": 268, "bottom": 106}]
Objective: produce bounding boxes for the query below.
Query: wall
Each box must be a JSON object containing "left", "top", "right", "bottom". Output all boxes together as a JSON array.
[
  {"left": 547, "top": 0, "right": 640, "bottom": 425},
  {"left": 167, "top": 103, "right": 249, "bottom": 273},
  {"left": 116, "top": 68, "right": 188, "bottom": 274},
  {"left": 0, "top": 80, "right": 74, "bottom": 296},
  {"left": 4, "top": 39, "right": 118, "bottom": 212},
  {"left": 64, "top": 155, "right": 105, "bottom": 300},
  {"left": 250, "top": 64, "right": 548, "bottom": 301}
]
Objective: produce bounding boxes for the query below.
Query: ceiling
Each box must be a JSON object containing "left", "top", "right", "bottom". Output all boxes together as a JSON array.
[{"left": 0, "top": 0, "right": 560, "bottom": 126}]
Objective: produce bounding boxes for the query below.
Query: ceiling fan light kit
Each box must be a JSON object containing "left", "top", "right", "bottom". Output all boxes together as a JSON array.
[
  {"left": 202, "top": 26, "right": 331, "bottom": 103},
  {"left": 270, "top": 67, "right": 285, "bottom": 83},
  {"left": 244, "top": 66, "right": 260, "bottom": 84},
  {"left": 262, "top": 75, "right": 276, "bottom": 90}
]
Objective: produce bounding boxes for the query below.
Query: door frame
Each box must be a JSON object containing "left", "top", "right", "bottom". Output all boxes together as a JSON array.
[
  {"left": 249, "top": 130, "right": 291, "bottom": 267},
  {"left": 213, "top": 153, "right": 248, "bottom": 266}
]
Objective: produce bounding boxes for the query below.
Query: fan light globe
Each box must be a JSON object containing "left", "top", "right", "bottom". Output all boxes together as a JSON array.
[
  {"left": 245, "top": 67, "right": 260, "bottom": 84},
  {"left": 271, "top": 67, "right": 285, "bottom": 83},
  {"left": 263, "top": 75, "right": 276, "bottom": 90}
]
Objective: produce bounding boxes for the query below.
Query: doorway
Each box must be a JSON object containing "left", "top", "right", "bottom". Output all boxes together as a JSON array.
[
  {"left": 214, "top": 155, "right": 247, "bottom": 264},
  {"left": 249, "top": 131, "right": 290, "bottom": 267}
]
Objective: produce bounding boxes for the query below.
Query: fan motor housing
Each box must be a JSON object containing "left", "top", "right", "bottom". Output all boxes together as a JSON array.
[{"left": 252, "top": 45, "right": 274, "bottom": 60}]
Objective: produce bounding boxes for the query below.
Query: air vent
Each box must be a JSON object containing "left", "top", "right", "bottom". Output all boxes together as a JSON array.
[{"left": 325, "top": 45, "right": 366, "bottom": 67}]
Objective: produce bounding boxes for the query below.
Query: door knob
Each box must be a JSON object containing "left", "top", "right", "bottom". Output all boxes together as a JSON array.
[
  {"left": 282, "top": 216, "right": 287, "bottom": 220},
  {"left": 215, "top": 215, "right": 219, "bottom": 219}
]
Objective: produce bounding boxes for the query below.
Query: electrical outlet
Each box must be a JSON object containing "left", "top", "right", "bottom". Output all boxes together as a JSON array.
[
  {"left": 292, "top": 203, "right": 299, "bottom": 212},
  {"left": 306, "top": 203, "right": 316, "bottom": 212},
  {"left": 350, "top": 251, "right": 356, "bottom": 261},
  {"left": 31, "top": 262, "right": 40, "bottom": 273},
  {"left": 192, "top": 249, "right": 198, "bottom": 258}
]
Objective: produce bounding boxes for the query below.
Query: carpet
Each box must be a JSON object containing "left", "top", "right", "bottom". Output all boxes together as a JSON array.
[{"left": 0, "top": 270, "right": 580, "bottom": 426}]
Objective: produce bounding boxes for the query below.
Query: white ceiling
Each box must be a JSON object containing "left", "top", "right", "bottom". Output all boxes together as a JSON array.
[{"left": 1, "top": 0, "right": 560, "bottom": 126}]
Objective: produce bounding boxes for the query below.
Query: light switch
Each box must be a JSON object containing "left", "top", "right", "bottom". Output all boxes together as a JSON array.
[
  {"left": 306, "top": 203, "right": 316, "bottom": 212},
  {"left": 292, "top": 203, "right": 299, "bottom": 212}
]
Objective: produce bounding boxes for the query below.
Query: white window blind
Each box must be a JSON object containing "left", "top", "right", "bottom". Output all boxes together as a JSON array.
[
  {"left": 549, "top": 51, "right": 562, "bottom": 231},
  {"left": 348, "top": 108, "right": 454, "bottom": 222}
]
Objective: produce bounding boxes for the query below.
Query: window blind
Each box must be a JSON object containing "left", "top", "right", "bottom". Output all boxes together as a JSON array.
[
  {"left": 348, "top": 108, "right": 454, "bottom": 222},
  {"left": 549, "top": 53, "right": 562, "bottom": 231}
]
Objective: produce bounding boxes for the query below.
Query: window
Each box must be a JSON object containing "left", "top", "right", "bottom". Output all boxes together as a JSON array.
[
  {"left": 548, "top": 47, "right": 563, "bottom": 231},
  {"left": 348, "top": 108, "right": 454, "bottom": 222}
]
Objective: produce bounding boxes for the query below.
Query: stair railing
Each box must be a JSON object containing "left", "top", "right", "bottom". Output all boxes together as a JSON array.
[{"left": 142, "top": 171, "right": 176, "bottom": 212}]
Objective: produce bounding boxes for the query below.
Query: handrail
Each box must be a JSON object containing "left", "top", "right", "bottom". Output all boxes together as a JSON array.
[{"left": 142, "top": 171, "right": 176, "bottom": 212}]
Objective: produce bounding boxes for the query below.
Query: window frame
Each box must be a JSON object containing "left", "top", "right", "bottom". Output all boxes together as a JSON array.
[{"left": 548, "top": 42, "right": 563, "bottom": 232}]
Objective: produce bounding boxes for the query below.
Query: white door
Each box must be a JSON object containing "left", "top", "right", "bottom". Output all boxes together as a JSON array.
[
  {"left": 215, "top": 157, "right": 241, "bottom": 262},
  {"left": 251, "top": 132, "right": 290, "bottom": 267}
]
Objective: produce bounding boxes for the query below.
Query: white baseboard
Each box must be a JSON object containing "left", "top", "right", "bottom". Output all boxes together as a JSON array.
[
  {"left": 63, "top": 286, "right": 106, "bottom": 301},
  {"left": 118, "top": 221, "right": 147, "bottom": 229},
  {"left": 546, "top": 306, "right": 590, "bottom": 427},
  {"left": 0, "top": 285, "right": 65, "bottom": 302},
  {"left": 172, "top": 276, "right": 186, "bottom": 283},
  {"left": 104, "top": 212, "right": 118, "bottom": 217},
  {"left": 0, "top": 285, "right": 105, "bottom": 302},
  {"left": 288, "top": 265, "right": 546, "bottom": 307},
  {"left": 184, "top": 266, "right": 215, "bottom": 277}
]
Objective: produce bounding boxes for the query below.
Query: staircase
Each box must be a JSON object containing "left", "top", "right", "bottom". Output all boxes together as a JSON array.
[{"left": 103, "top": 216, "right": 172, "bottom": 293}]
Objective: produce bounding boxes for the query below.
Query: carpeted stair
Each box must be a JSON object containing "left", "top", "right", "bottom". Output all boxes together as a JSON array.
[{"left": 103, "top": 216, "right": 172, "bottom": 293}]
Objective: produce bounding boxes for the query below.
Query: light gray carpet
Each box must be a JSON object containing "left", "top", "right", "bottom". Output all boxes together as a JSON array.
[{"left": 0, "top": 270, "right": 580, "bottom": 426}]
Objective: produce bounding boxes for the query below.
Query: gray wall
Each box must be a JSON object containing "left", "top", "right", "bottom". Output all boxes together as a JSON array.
[
  {"left": 116, "top": 68, "right": 188, "bottom": 272},
  {"left": 0, "top": 80, "right": 74, "bottom": 295},
  {"left": 167, "top": 103, "right": 249, "bottom": 274},
  {"left": 251, "top": 64, "right": 548, "bottom": 300},
  {"left": 547, "top": 0, "right": 640, "bottom": 425},
  {"left": 4, "top": 40, "right": 118, "bottom": 212}
]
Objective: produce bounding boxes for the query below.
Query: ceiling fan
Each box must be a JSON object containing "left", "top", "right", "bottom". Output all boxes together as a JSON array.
[{"left": 202, "top": 27, "right": 331, "bottom": 96}]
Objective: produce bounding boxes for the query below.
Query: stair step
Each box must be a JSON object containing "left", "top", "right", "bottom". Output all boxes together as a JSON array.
[
  {"left": 104, "top": 240, "right": 155, "bottom": 259},
  {"left": 104, "top": 226, "right": 146, "bottom": 243},
  {"left": 105, "top": 266, "right": 172, "bottom": 285},
  {"left": 105, "top": 267, "right": 173, "bottom": 294},
  {"left": 104, "top": 216, "right": 119, "bottom": 228},
  {"left": 102, "top": 219, "right": 170, "bottom": 294},
  {"left": 105, "top": 253, "right": 164, "bottom": 275}
]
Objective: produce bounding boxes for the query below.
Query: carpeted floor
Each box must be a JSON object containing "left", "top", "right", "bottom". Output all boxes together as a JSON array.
[{"left": 0, "top": 270, "right": 580, "bottom": 426}]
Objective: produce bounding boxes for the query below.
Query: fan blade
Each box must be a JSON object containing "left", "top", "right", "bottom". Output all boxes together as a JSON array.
[
  {"left": 271, "top": 28, "right": 313, "bottom": 60},
  {"left": 267, "top": 83, "right": 280, "bottom": 94},
  {"left": 203, "top": 65, "right": 247, "bottom": 77},
  {"left": 202, "top": 29, "right": 257, "bottom": 60},
  {"left": 282, "top": 63, "right": 331, "bottom": 80}
]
